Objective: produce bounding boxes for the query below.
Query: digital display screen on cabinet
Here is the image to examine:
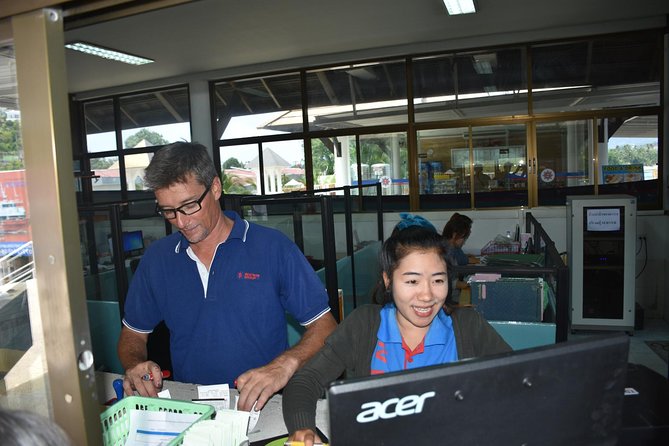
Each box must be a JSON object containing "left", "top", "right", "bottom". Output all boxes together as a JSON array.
[{"left": 584, "top": 206, "right": 624, "bottom": 233}]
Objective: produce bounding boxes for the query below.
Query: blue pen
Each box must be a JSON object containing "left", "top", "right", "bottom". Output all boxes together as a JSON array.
[{"left": 112, "top": 378, "right": 124, "bottom": 402}]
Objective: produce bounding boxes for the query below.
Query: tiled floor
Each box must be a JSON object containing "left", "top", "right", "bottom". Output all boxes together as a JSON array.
[
  {"left": 570, "top": 316, "right": 669, "bottom": 378},
  {"left": 627, "top": 317, "right": 669, "bottom": 378}
]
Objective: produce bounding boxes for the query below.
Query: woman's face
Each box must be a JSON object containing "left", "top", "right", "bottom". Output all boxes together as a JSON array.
[
  {"left": 448, "top": 232, "right": 469, "bottom": 249},
  {"left": 383, "top": 249, "right": 449, "bottom": 338}
]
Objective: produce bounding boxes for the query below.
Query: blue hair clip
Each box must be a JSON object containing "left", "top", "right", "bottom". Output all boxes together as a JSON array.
[{"left": 395, "top": 213, "right": 437, "bottom": 233}]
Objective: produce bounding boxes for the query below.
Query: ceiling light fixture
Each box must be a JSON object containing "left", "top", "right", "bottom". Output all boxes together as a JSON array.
[
  {"left": 443, "top": 0, "right": 477, "bottom": 15},
  {"left": 65, "top": 41, "right": 154, "bottom": 65}
]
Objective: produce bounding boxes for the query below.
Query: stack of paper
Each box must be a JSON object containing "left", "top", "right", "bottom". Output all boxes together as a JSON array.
[{"left": 181, "top": 409, "right": 250, "bottom": 446}]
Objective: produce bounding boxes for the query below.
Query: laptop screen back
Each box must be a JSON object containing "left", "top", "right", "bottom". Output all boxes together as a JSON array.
[{"left": 327, "top": 334, "right": 629, "bottom": 446}]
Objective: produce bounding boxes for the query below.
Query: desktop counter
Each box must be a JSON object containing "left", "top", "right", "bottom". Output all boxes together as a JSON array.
[{"left": 96, "top": 372, "right": 329, "bottom": 445}]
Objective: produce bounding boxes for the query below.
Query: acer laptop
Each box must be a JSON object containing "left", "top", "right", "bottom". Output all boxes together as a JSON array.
[{"left": 326, "top": 333, "right": 629, "bottom": 446}]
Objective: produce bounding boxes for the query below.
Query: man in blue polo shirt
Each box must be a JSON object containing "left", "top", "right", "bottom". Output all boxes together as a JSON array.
[{"left": 118, "top": 142, "right": 337, "bottom": 412}]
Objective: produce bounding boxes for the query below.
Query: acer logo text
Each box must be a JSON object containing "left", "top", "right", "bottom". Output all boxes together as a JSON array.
[{"left": 355, "top": 391, "right": 436, "bottom": 423}]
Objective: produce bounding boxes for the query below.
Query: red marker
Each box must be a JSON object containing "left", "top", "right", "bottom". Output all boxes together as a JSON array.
[{"left": 141, "top": 370, "right": 171, "bottom": 381}]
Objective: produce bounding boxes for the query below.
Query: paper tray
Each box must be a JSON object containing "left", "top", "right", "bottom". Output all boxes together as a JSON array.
[{"left": 100, "top": 395, "right": 215, "bottom": 446}]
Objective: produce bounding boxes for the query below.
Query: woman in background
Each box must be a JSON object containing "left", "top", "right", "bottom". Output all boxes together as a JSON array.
[
  {"left": 282, "top": 226, "right": 510, "bottom": 446},
  {"left": 442, "top": 213, "right": 477, "bottom": 304}
]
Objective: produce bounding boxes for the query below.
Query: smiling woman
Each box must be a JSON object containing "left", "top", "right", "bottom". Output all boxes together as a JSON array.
[{"left": 282, "top": 225, "right": 511, "bottom": 444}]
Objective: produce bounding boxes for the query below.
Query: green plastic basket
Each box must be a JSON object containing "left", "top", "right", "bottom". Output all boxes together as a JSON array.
[{"left": 100, "top": 396, "right": 215, "bottom": 446}]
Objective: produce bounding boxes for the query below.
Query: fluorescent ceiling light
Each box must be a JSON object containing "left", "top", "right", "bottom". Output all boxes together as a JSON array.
[
  {"left": 443, "top": 0, "right": 476, "bottom": 15},
  {"left": 65, "top": 41, "right": 154, "bottom": 65}
]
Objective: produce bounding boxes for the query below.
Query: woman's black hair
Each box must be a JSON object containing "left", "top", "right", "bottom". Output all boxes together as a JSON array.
[
  {"left": 442, "top": 212, "right": 473, "bottom": 240},
  {"left": 373, "top": 226, "right": 449, "bottom": 306}
]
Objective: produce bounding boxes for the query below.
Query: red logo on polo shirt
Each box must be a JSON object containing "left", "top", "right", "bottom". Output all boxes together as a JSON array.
[{"left": 238, "top": 271, "right": 261, "bottom": 280}]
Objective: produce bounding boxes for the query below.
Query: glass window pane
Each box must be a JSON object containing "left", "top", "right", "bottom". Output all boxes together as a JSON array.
[
  {"left": 85, "top": 99, "right": 116, "bottom": 153},
  {"left": 220, "top": 143, "right": 260, "bottom": 195},
  {"left": 417, "top": 127, "right": 472, "bottom": 209},
  {"left": 256, "top": 140, "right": 305, "bottom": 195},
  {"left": 306, "top": 60, "right": 408, "bottom": 131},
  {"left": 120, "top": 87, "right": 191, "bottom": 149},
  {"left": 536, "top": 120, "right": 594, "bottom": 206},
  {"left": 0, "top": 43, "right": 34, "bottom": 378},
  {"left": 599, "top": 115, "right": 659, "bottom": 207},
  {"left": 312, "top": 132, "right": 408, "bottom": 196},
  {"left": 91, "top": 156, "right": 120, "bottom": 192},
  {"left": 471, "top": 124, "right": 528, "bottom": 208},
  {"left": 359, "top": 133, "right": 408, "bottom": 196},
  {"left": 213, "top": 73, "right": 302, "bottom": 139},
  {"left": 532, "top": 33, "right": 661, "bottom": 113},
  {"left": 124, "top": 153, "right": 151, "bottom": 191},
  {"left": 414, "top": 49, "right": 527, "bottom": 122}
]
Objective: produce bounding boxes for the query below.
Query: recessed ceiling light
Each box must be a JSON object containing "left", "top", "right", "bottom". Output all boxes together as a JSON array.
[
  {"left": 65, "top": 41, "right": 154, "bottom": 65},
  {"left": 443, "top": 0, "right": 477, "bottom": 15}
]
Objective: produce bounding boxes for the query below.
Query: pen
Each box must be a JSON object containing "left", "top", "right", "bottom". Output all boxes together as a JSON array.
[{"left": 141, "top": 370, "right": 171, "bottom": 381}]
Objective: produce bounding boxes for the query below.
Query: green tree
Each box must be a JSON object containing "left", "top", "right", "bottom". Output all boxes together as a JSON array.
[
  {"left": 607, "top": 143, "right": 657, "bottom": 166},
  {"left": 90, "top": 157, "right": 115, "bottom": 170},
  {"left": 221, "top": 172, "right": 255, "bottom": 194},
  {"left": 124, "top": 128, "right": 168, "bottom": 148},
  {"left": 312, "top": 138, "right": 334, "bottom": 176},
  {"left": 0, "top": 109, "right": 23, "bottom": 170},
  {"left": 222, "top": 157, "right": 244, "bottom": 169}
]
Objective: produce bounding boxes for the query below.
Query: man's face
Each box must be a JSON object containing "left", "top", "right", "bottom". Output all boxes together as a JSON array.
[{"left": 154, "top": 174, "right": 221, "bottom": 245}]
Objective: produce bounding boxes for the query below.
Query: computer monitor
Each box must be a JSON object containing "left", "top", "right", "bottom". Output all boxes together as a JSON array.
[
  {"left": 327, "top": 334, "right": 629, "bottom": 446},
  {"left": 122, "top": 230, "right": 144, "bottom": 257}
]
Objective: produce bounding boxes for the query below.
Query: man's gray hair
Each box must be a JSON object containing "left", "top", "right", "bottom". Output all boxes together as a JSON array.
[{"left": 144, "top": 142, "right": 218, "bottom": 190}]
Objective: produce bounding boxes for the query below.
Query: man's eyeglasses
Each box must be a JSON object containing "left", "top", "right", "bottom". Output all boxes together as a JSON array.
[{"left": 156, "top": 183, "right": 212, "bottom": 220}]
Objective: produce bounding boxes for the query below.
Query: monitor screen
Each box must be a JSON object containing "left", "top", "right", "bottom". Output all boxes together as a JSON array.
[
  {"left": 584, "top": 206, "right": 624, "bottom": 233},
  {"left": 327, "top": 334, "right": 629, "bottom": 446},
  {"left": 122, "top": 230, "right": 144, "bottom": 256}
]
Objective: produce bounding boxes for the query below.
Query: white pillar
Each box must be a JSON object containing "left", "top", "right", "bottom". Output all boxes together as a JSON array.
[
  {"left": 334, "top": 137, "right": 351, "bottom": 193},
  {"left": 390, "top": 135, "right": 401, "bottom": 194}
]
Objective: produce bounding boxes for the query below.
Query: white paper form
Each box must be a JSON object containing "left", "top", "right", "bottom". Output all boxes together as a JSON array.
[
  {"left": 182, "top": 409, "right": 250, "bottom": 446},
  {"left": 196, "top": 384, "right": 231, "bottom": 412},
  {"left": 124, "top": 410, "right": 202, "bottom": 446}
]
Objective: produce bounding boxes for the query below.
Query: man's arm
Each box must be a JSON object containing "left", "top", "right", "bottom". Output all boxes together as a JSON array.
[
  {"left": 236, "top": 311, "right": 337, "bottom": 411},
  {"left": 117, "top": 326, "right": 165, "bottom": 397}
]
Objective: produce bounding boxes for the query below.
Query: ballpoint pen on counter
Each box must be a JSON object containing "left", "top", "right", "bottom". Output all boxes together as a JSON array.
[{"left": 141, "top": 370, "right": 171, "bottom": 381}]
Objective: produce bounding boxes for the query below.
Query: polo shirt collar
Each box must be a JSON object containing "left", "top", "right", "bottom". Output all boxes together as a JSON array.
[
  {"left": 378, "top": 304, "right": 452, "bottom": 347},
  {"left": 173, "top": 210, "right": 250, "bottom": 253},
  {"left": 223, "top": 210, "right": 250, "bottom": 242}
]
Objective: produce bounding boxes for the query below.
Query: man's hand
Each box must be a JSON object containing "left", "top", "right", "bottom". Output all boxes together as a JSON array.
[
  {"left": 122, "top": 361, "right": 165, "bottom": 397},
  {"left": 289, "top": 428, "right": 323, "bottom": 446},
  {"left": 236, "top": 356, "right": 298, "bottom": 411},
  {"left": 236, "top": 312, "right": 336, "bottom": 412}
]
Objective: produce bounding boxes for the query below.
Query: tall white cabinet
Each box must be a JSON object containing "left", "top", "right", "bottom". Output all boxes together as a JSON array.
[{"left": 567, "top": 195, "right": 636, "bottom": 332}]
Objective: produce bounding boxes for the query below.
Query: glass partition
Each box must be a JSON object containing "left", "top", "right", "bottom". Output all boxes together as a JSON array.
[
  {"left": 471, "top": 124, "right": 528, "bottom": 208},
  {"left": 418, "top": 126, "right": 472, "bottom": 209},
  {"left": 536, "top": 119, "right": 594, "bottom": 206},
  {"left": 418, "top": 124, "right": 528, "bottom": 209}
]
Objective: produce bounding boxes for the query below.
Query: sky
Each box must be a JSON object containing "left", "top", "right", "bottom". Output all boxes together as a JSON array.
[{"left": 608, "top": 137, "right": 657, "bottom": 148}]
